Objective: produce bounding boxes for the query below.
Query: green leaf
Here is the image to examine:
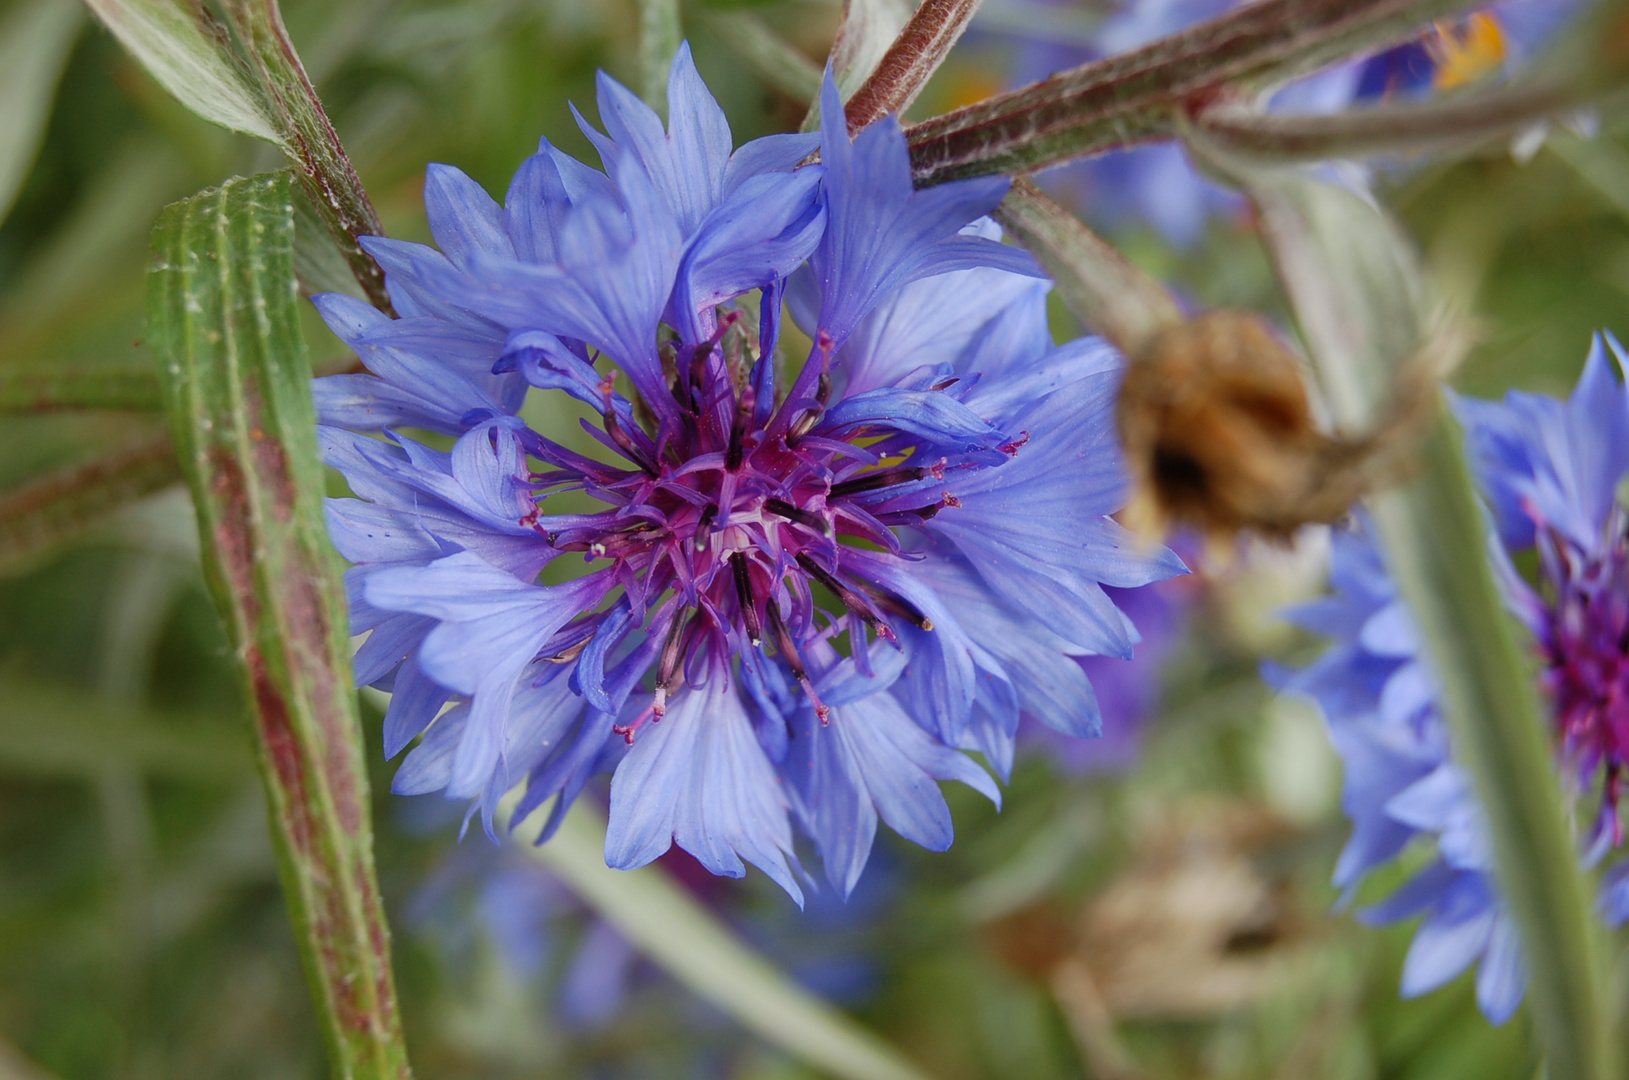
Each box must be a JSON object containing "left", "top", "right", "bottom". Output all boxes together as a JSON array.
[
  {"left": 1206, "top": 148, "right": 1615, "bottom": 1080},
  {"left": 508, "top": 797, "right": 937, "bottom": 1080},
  {"left": 81, "top": 0, "right": 283, "bottom": 145},
  {"left": 147, "top": 171, "right": 411, "bottom": 1080},
  {"left": 0, "top": 0, "right": 83, "bottom": 226},
  {"left": 992, "top": 178, "right": 1181, "bottom": 358}
]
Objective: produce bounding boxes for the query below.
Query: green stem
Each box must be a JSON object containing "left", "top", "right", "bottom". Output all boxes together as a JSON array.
[
  {"left": 1368, "top": 412, "right": 1613, "bottom": 1080},
  {"left": 636, "top": 0, "right": 682, "bottom": 113},
  {"left": 1235, "top": 159, "right": 1615, "bottom": 1080},
  {"left": 224, "top": 0, "right": 395, "bottom": 314},
  {"left": 148, "top": 172, "right": 410, "bottom": 1080},
  {"left": 992, "top": 178, "right": 1181, "bottom": 357},
  {"left": 1193, "top": 80, "right": 1614, "bottom": 165}
]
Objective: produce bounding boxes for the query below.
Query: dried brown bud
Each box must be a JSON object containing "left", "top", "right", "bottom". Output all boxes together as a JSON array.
[{"left": 1117, "top": 310, "right": 1392, "bottom": 542}]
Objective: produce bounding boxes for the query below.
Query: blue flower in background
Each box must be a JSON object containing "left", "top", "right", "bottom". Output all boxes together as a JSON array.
[
  {"left": 315, "top": 48, "right": 1184, "bottom": 903},
  {"left": 979, "top": 0, "right": 1586, "bottom": 245},
  {"left": 405, "top": 820, "right": 893, "bottom": 1038},
  {"left": 1021, "top": 576, "right": 1188, "bottom": 773},
  {"left": 1274, "top": 333, "right": 1629, "bottom": 1023}
]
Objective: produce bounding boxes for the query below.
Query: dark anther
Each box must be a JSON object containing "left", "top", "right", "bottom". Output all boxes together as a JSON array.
[
  {"left": 829, "top": 466, "right": 929, "bottom": 499},
  {"left": 688, "top": 311, "right": 742, "bottom": 411},
  {"left": 856, "top": 582, "right": 934, "bottom": 631},
  {"left": 653, "top": 608, "right": 692, "bottom": 717},
  {"left": 733, "top": 556, "right": 762, "bottom": 646},
  {"left": 764, "top": 498, "right": 830, "bottom": 535},
  {"left": 929, "top": 376, "right": 959, "bottom": 392},
  {"left": 794, "top": 553, "right": 884, "bottom": 632},
  {"left": 603, "top": 408, "right": 657, "bottom": 476},
  {"left": 766, "top": 593, "right": 830, "bottom": 723},
  {"left": 726, "top": 390, "right": 753, "bottom": 471},
  {"left": 816, "top": 370, "right": 832, "bottom": 407},
  {"left": 694, "top": 503, "right": 718, "bottom": 552},
  {"left": 764, "top": 600, "right": 807, "bottom": 682},
  {"left": 786, "top": 405, "right": 822, "bottom": 446},
  {"left": 541, "top": 636, "right": 592, "bottom": 665},
  {"left": 903, "top": 500, "right": 943, "bottom": 522}
]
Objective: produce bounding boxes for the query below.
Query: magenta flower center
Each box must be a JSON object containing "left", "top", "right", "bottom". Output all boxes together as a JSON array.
[
  {"left": 521, "top": 319, "right": 1013, "bottom": 738},
  {"left": 1539, "top": 516, "right": 1629, "bottom": 831}
]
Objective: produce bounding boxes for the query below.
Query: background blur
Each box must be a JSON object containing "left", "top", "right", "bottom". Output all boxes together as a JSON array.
[{"left": 2, "top": 1, "right": 1628, "bottom": 1077}]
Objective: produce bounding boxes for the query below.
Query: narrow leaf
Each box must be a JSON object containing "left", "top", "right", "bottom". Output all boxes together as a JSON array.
[
  {"left": 508, "top": 797, "right": 937, "bottom": 1080},
  {"left": 148, "top": 171, "right": 411, "bottom": 1080},
  {"left": 1214, "top": 149, "right": 1614, "bottom": 1080},
  {"left": 81, "top": 0, "right": 283, "bottom": 144},
  {"left": 0, "top": 432, "right": 180, "bottom": 574},
  {"left": 0, "top": 365, "right": 163, "bottom": 412},
  {"left": 844, "top": 0, "right": 985, "bottom": 134},
  {"left": 0, "top": 0, "right": 82, "bottom": 225},
  {"left": 993, "top": 178, "right": 1181, "bottom": 357},
  {"left": 904, "top": 0, "right": 1483, "bottom": 185}
]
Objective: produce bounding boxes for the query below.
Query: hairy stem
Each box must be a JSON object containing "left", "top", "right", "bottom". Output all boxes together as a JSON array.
[
  {"left": 149, "top": 172, "right": 411, "bottom": 1080},
  {"left": 844, "top": 0, "right": 984, "bottom": 133},
  {"left": 905, "top": 0, "right": 1483, "bottom": 184},
  {"left": 223, "top": 0, "right": 394, "bottom": 313}
]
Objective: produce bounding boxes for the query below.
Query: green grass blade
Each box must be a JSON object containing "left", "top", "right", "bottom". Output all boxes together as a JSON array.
[
  {"left": 147, "top": 171, "right": 411, "bottom": 1080},
  {"left": 507, "top": 797, "right": 938, "bottom": 1080},
  {"left": 0, "top": 0, "right": 83, "bottom": 226}
]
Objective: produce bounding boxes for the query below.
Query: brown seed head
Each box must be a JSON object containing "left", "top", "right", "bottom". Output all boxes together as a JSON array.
[{"left": 1117, "top": 310, "right": 1387, "bottom": 542}]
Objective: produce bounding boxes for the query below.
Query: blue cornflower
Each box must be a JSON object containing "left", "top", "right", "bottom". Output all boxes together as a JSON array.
[
  {"left": 315, "top": 48, "right": 1184, "bottom": 903},
  {"left": 1274, "top": 332, "right": 1629, "bottom": 1023}
]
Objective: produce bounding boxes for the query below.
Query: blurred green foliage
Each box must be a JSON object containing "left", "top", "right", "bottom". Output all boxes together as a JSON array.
[{"left": 0, "top": 0, "right": 1626, "bottom": 1077}]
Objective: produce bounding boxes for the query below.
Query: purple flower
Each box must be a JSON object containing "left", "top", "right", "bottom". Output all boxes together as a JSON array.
[
  {"left": 1274, "top": 332, "right": 1629, "bottom": 1023},
  {"left": 1022, "top": 578, "right": 1187, "bottom": 773},
  {"left": 316, "top": 48, "right": 1185, "bottom": 903},
  {"left": 1456, "top": 333, "right": 1629, "bottom": 853}
]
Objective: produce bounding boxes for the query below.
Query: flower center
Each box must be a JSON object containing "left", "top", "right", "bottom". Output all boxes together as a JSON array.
[
  {"left": 1540, "top": 517, "right": 1629, "bottom": 833},
  {"left": 517, "top": 310, "right": 1009, "bottom": 740}
]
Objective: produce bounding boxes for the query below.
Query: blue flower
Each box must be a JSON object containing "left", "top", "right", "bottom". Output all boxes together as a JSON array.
[
  {"left": 1274, "top": 332, "right": 1629, "bottom": 1022},
  {"left": 316, "top": 48, "right": 1185, "bottom": 903}
]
